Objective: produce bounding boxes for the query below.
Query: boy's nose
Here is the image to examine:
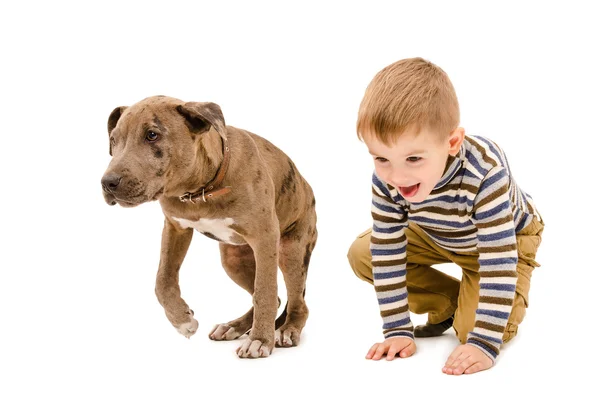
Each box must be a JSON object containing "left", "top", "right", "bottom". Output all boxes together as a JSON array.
[{"left": 387, "top": 171, "right": 410, "bottom": 187}]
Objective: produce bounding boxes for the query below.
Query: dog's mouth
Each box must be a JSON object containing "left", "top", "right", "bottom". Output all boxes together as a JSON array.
[
  {"left": 105, "top": 194, "right": 144, "bottom": 207},
  {"left": 103, "top": 187, "right": 164, "bottom": 207}
]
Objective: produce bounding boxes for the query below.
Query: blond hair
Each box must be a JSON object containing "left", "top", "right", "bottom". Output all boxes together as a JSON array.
[{"left": 357, "top": 57, "right": 459, "bottom": 145}]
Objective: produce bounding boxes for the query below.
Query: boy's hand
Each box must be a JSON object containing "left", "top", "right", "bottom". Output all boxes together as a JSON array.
[
  {"left": 442, "top": 344, "right": 493, "bottom": 375},
  {"left": 366, "top": 337, "right": 416, "bottom": 361}
]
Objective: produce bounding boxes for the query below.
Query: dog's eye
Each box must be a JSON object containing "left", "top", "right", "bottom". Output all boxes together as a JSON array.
[{"left": 146, "top": 131, "right": 159, "bottom": 142}]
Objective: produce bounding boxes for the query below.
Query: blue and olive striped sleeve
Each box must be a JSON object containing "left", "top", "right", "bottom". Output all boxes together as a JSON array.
[
  {"left": 469, "top": 166, "right": 518, "bottom": 361},
  {"left": 371, "top": 173, "right": 414, "bottom": 340}
]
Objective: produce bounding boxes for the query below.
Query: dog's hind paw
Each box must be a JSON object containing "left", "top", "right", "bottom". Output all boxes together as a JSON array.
[
  {"left": 208, "top": 323, "right": 244, "bottom": 341},
  {"left": 236, "top": 339, "right": 271, "bottom": 359}
]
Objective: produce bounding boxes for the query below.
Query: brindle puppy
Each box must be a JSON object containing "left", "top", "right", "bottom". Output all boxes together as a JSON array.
[{"left": 101, "top": 96, "right": 317, "bottom": 358}]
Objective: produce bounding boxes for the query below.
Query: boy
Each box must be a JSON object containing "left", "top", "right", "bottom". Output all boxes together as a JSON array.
[{"left": 347, "top": 57, "right": 544, "bottom": 375}]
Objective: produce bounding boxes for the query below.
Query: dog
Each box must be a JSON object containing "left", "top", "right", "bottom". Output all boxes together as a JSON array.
[{"left": 101, "top": 95, "right": 317, "bottom": 358}]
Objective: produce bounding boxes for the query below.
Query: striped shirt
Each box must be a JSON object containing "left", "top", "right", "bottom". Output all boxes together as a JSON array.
[{"left": 370, "top": 135, "right": 541, "bottom": 361}]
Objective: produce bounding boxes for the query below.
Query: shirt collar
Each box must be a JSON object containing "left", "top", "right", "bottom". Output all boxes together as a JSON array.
[{"left": 433, "top": 144, "right": 465, "bottom": 190}]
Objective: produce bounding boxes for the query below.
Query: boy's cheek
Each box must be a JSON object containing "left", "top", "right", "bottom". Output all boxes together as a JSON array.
[{"left": 374, "top": 169, "right": 392, "bottom": 187}]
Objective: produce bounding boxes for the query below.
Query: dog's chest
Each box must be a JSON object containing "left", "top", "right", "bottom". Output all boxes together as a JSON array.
[{"left": 172, "top": 216, "right": 245, "bottom": 245}]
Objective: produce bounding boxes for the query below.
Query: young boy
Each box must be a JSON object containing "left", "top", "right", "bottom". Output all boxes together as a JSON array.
[{"left": 347, "top": 57, "right": 544, "bottom": 375}]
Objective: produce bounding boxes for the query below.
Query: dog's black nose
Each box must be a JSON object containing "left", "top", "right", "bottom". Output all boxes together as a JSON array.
[{"left": 101, "top": 173, "right": 122, "bottom": 191}]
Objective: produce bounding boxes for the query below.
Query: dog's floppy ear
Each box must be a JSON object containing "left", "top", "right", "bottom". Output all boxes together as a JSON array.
[
  {"left": 107, "top": 106, "right": 128, "bottom": 156},
  {"left": 177, "top": 102, "right": 227, "bottom": 141}
]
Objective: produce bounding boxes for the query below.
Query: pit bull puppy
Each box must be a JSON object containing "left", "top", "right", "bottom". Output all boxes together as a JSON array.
[{"left": 101, "top": 95, "right": 317, "bottom": 358}]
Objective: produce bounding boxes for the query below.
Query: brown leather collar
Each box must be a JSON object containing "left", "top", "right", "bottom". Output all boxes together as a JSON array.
[{"left": 179, "top": 138, "right": 232, "bottom": 203}]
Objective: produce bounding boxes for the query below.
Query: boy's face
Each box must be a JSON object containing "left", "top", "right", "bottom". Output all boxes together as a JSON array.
[{"left": 363, "top": 127, "right": 464, "bottom": 203}]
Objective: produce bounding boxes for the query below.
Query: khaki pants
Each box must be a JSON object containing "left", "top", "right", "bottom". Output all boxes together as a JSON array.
[{"left": 347, "top": 217, "right": 544, "bottom": 344}]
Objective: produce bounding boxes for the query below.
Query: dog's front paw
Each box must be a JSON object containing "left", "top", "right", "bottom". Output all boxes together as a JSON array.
[
  {"left": 209, "top": 323, "right": 244, "bottom": 341},
  {"left": 236, "top": 338, "right": 272, "bottom": 359},
  {"left": 176, "top": 310, "right": 198, "bottom": 338}
]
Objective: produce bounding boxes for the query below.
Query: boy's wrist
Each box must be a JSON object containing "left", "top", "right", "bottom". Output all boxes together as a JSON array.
[
  {"left": 466, "top": 336, "right": 499, "bottom": 363},
  {"left": 384, "top": 330, "right": 415, "bottom": 340}
]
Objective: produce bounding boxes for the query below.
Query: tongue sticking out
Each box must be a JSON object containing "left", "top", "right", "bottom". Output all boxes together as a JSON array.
[{"left": 400, "top": 183, "right": 420, "bottom": 198}]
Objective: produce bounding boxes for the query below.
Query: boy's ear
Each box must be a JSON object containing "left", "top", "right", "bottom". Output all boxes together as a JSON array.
[{"left": 448, "top": 127, "right": 465, "bottom": 156}]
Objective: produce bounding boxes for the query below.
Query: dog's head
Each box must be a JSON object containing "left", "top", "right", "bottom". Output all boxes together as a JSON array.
[{"left": 101, "top": 95, "right": 227, "bottom": 207}]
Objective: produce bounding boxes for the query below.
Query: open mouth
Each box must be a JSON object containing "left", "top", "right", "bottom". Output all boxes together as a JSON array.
[{"left": 399, "top": 183, "right": 420, "bottom": 198}]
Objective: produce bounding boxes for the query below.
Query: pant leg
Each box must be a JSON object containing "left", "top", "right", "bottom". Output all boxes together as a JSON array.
[
  {"left": 346, "top": 223, "right": 460, "bottom": 324},
  {"left": 449, "top": 216, "right": 545, "bottom": 343},
  {"left": 346, "top": 228, "right": 376, "bottom": 284},
  {"left": 503, "top": 216, "right": 545, "bottom": 342}
]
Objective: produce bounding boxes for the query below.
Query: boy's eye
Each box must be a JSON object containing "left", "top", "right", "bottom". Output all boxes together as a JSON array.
[
  {"left": 407, "top": 156, "right": 421, "bottom": 163},
  {"left": 375, "top": 157, "right": 388, "bottom": 163}
]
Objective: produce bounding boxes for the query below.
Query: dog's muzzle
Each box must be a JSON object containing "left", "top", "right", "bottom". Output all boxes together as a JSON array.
[{"left": 101, "top": 173, "right": 122, "bottom": 192}]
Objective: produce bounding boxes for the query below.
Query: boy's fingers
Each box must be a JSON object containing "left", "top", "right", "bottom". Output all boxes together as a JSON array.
[
  {"left": 464, "top": 361, "right": 485, "bottom": 375},
  {"left": 452, "top": 355, "right": 474, "bottom": 375},
  {"left": 444, "top": 356, "right": 457, "bottom": 368},
  {"left": 446, "top": 352, "right": 460, "bottom": 367},
  {"left": 365, "top": 343, "right": 379, "bottom": 359},
  {"left": 367, "top": 340, "right": 417, "bottom": 361},
  {"left": 444, "top": 350, "right": 468, "bottom": 373},
  {"left": 373, "top": 344, "right": 387, "bottom": 360},
  {"left": 444, "top": 354, "right": 458, "bottom": 367},
  {"left": 386, "top": 345, "right": 399, "bottom": 360},
  {"left": 445, "top": 349, "right": 466, "bottom": 367},
  {"left": 399, "top": 341, "right": 415, "bottom": 358}
]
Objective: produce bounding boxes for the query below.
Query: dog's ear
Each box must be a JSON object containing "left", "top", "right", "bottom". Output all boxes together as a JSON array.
[
  {"left": 107, "top": 106, "right": 128, "bottom": 156},
  {"left": 177, "top": 102, "right": 227, "bottom": 141}
]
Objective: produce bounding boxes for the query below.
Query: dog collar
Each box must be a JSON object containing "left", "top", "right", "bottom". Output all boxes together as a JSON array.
[{"left": 179, "top": 138, "right": 232, "bottom": 203}]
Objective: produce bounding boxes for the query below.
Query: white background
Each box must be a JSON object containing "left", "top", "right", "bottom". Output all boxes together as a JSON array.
[{"left": 1, "top": 1, "right": 598, "bottom": 395}]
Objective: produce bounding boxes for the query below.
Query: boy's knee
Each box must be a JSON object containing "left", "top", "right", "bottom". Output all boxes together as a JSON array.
[{"left": 347, "top": 231, "right": 373, "bottom": 284}]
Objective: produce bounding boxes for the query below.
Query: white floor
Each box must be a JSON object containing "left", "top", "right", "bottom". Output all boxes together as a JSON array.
[
  {"left": 3, "top": 200, "right": 592, "bottom": 396},
  {"left": 1, "top": 2, "right": 598, "bottom": 396}
]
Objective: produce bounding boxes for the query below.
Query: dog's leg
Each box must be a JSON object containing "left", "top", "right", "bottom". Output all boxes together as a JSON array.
[
  {"left": 209, "top": 243, "right": 256, "bottom": 341},
  {"left": 235, "top": 228, "right": 280, "bottom": 358},
  {"left": 276, "top": 216, "right": 317, "bottom": 347},
  {"left": 155, "top": 218, "right": 198, "bottom": 338}
]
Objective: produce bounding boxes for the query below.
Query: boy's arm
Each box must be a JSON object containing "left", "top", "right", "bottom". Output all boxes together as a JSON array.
[
  {"left": 370, "top": 174, "right": 413, "bottom": 340},
  {"left": 470, "top": 166, "right": 518, "bottom": 362}
]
